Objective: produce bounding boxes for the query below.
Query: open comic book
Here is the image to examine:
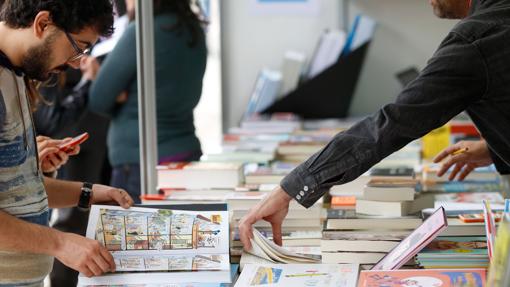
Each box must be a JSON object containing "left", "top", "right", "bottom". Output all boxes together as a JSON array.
[{"left": 78, "top": 205, "right": 231, "bottom": 286}]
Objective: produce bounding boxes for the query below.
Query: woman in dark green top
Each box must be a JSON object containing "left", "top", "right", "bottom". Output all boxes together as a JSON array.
[{"left": 89, "top": 0, "right": 207, "bottom": 202}]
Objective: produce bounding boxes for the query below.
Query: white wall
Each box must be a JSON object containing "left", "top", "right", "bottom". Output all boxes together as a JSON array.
[
  {"left": 220, "top": 0, "right": 342, "bottom": 129},
  {"left": 220, "top": 0, "right": 458, "bottom": 128},
  {"left": 348, "top": 0, "right": 457, "bottom": 116}
]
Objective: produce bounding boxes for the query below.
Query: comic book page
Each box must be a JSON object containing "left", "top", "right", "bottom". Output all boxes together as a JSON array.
[{"left": 78, "top": 205, "right": 231, "bottom": 286}]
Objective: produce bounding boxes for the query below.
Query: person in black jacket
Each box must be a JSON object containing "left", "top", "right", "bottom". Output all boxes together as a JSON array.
[{"left": 239, "top": 0, "right": 510, "bottom": 249}]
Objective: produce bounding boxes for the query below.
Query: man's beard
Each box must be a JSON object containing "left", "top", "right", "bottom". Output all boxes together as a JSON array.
[{"left": 21, "top": 36, "right": 68, "bottom": 81}]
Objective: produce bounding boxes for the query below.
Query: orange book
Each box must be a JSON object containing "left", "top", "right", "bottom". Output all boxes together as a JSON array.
[{"left": 331, "top": 196, "right": 356, "bottom": 207}]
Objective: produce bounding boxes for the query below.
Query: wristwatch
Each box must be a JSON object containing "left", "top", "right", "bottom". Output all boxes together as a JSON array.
[{"left": 78, "top": 182, "right": 93, "bottom": 210}]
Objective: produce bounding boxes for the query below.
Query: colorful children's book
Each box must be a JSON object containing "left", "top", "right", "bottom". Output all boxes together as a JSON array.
[
  {"left": 358, "top": 269, "right": 486, "bottom": 287},
  {"left": 236, "top": 264, "right": 359, "bottom": 287},
  {"left": 78, "top": 205, "right": 231, "bottom": 286},
  {"left": 418, "top": 236, "right": 488, "bottom": 258},
  {"left": 372, "top": 207, "right": 448, "bottom": 270}
]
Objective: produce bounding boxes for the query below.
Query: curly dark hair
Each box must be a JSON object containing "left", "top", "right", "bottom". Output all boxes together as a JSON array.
[{"left": 0, "top": 0, "right": 114, "bottom": 37}]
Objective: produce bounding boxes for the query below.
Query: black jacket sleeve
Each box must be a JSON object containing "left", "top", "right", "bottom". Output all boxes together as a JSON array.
[{"left": 281, "top": 32, "right": 489, "bottom": 208}]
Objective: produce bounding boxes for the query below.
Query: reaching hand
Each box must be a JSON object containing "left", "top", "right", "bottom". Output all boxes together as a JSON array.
[
  {"left": 238, "top": 186, "right": 291, "bottom": 250},
  {"left": 433, "top": 140, "right": 493, "bottom": 181},
  {"left": 91, "top": 184, "right": 134, "bottom": 209},
  {"left": 37, "top": 136, "right": 80, "bottom": 174},
  {"left": 53, "top": 232, "right": 115, "bottom": 277}
]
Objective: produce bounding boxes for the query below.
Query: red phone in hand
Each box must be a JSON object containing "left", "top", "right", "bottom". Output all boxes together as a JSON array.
[{"left": 58, "top": 132, "right": 89, "bottom": 153}]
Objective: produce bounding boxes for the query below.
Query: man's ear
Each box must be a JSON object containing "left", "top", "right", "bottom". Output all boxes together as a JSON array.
[{"left": 32, "top": 11, "right": 53, "bottom": 39}]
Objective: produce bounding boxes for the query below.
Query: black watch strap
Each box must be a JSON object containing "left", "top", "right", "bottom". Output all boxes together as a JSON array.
[{"left": 78, "top": 182, "right": 93, "bottom": 210}]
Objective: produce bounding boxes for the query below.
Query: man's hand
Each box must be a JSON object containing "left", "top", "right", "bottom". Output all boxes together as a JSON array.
[
  {"left": 53, "top": 232, "right": 115, "bottom": 277},
  {"left": 238, "top": 186, "right": 291, "bottom": 250},
  {"left": 91, "top": 184, "right": 134, "bottom": 209},
  {"left": 433, "top": 140, "right": 493, "bottom": 181},
  {"left": 37, "top": 136, "right": 80, "bottom": 174}
]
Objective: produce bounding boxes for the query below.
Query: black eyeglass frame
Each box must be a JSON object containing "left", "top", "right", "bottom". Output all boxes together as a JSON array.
[{"left": 64, "top": 32, "right": 91, "bottom": 62}]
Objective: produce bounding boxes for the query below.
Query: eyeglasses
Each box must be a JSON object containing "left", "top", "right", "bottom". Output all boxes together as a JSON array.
[{"left": 64, "top": 32, "right": 91, "bottom": 62}]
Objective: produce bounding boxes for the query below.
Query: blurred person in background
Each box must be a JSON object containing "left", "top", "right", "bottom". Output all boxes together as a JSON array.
[{"left": 88, "top": 0, "right": 207, "bottom": 203}]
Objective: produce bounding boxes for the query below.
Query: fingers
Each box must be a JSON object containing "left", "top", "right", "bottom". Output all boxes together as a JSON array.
[
  {"left": 433, "top": 144, "right": 460, "bottom": 163},
  {"left": 39, "top": 147, "right": 60, "bottom": 160},
  {"left": 448, "top": 162, "right": 466, "bottom": 181},
  {"left": 238, "top": 216, "right": 255, "bottom": 251},
  {"left": 271, "top": 222, "right": 283, "bottom": 246},
  {"left": 99, "top": 246, "right": 116, "bottom": 272},
  {"left": 67, "top": 144, "right": 81, "bottom": 156},
  {"left": 437, "top": 153, "right": 468, "bottom": 177},
  {"left": 92, "top": 254, "right": 111, "bottom": 274},
  {"left": 458, "top": 164, "right": 476, "bottom": 181},
  {"left": 81, "top": 266, "right": 94, "bottom": 278},
  {"left": 109, "top": 189, "right": 134, "bottom": 209},
  {"left": 86, "top": 259, "right": 103, "bottom": 277}
]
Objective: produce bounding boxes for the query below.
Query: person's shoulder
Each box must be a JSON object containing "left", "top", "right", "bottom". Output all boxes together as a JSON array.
[{"left": 452, "top": 8, "right": 510, "bottom": 43}]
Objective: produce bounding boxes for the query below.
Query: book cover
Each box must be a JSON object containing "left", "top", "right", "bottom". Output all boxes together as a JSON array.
[
  {"left": 78, "top": 205, "right": 231, "bottom": 285},
  {"left": 358, "top": 269, "right": 486, "bottom": 287},
  {"left": 236, "top": 264, "right": 359, "bottom": 287},
  {"left": 371, "top": 207, "right": 448, "bottom": 270},
  {"left": 418, "top": 236, "right": 488, "bottom": 257}
]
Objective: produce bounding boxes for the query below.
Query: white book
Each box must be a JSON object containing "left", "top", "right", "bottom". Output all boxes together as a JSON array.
[
  {"left": 356, "top": 194, "right": 434, "bottom": 217},
  {"left": 325, "top": 217, "right": 422, "bottom": 230},
  {"left": 321, "top": 252, "right": 386, "bottom": 264},
  {"left": 78, "top": 205, "right": 231, "bottom": 286},
  {"left": 235, "top": 263, "right": 359, "bottom": 287},
  {"left": 308, "top": 30, "right": 347, "bottom": 78},
  {"left": 280, "top": 51, "right": 307, "bottom": 97},
  {"left": 157, "top": 162, "right": 244, "bottom": 189},
  {"left": 362, "top": 186, "right": 415, "bottom": 202},
  {"left": 321, "top": 239, "right": 399, "bottom": 253}
]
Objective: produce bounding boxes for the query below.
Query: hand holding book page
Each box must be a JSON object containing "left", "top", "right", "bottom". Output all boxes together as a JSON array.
[
  {"left": 246, "top": 228, "right": 320, "bottom": 264},
  {"left": 238, "top": 186, "right": 292, "bottom": 250},
  {"left": 372, "top": 207, "right": 448, "bottom": 271}
]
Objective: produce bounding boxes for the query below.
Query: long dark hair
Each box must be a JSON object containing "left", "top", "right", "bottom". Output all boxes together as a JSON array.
[{"left": 129, "top": 0, "right": 207, "bottom": 48}]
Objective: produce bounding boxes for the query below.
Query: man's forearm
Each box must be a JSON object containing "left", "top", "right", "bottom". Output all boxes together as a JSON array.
[
  {"left": 44, "top": 177, "right": 82, "bottom": 208},
  {"left": 0, "top": 210, "right": 61, "bottom": 256}
]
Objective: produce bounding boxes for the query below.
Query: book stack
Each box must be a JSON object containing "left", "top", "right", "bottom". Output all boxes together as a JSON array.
[
  {"left": 244, "top": 162, "right": 298, "bottom": 185},
  {"left": 416, "top": 236, "right": 489, "bottom": 269},
  {"left": 355, "top": 169, "right": 434, "bottom": 217},
  {"left": 321, "top": 208, "right": 421, "bottom": 266},
  {"left": 276, "top": 134, "right": 331, "bottom": 162}
]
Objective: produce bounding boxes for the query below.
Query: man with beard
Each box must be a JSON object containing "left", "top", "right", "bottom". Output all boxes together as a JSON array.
[
  {"left": 239, "top": 0, "right": 510, "bottom": 250},
  {"left": 0, "top": 1, "right": 135, "bottom": 286}
]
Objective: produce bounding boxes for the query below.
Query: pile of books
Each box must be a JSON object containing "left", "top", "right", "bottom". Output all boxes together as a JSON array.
[
  {"left": 355, "top": 166, "right": 433, "bottom": 218},
  {"left": 416, "top": 236, "right": 489, "bottom": 269},
  {"left": 321, "top": 208, "right": 420, "bottom": 266}
]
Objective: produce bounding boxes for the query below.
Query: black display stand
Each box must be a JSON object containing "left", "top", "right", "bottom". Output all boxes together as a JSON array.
[{"left": 262, "top": 41, "right": 371, "bottom": 119}]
